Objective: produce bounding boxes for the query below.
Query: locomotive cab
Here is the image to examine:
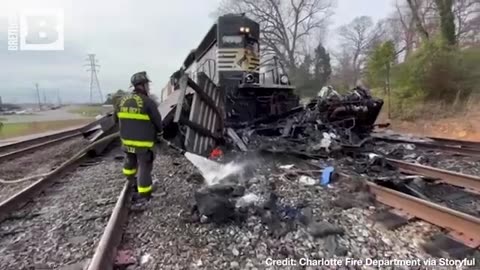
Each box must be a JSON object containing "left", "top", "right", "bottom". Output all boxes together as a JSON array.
[
  {"left": 162, "top": 13, "right": 300, "bottom": 126},
  {"left": 215, "top": 14, "right": 299, "bottom": 124}
]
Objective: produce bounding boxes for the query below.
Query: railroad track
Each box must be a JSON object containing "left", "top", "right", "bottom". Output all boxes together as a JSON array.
[
  {"left": 372, "top": 134, "right": 480, "bottom": 158},
  {"left": 3, "top": 130, "right": 477, "bottom": 268},
  {"left": 427, "top": 136, "right": 480, "bottom": 150},
  {"left": 361, "top": 159, "right": 480, "bottom": 249},
  {"left": 0, "top": 133, "right": 120, "bottom": 269},
  {"left": 0, "top": 133, "right": 119, "bottom": 221},
  {"left": 367, "top": 182, "right": 480, "bottom": 248},
  {"left": 0, "top": 128, "right": 83, "bottom": 163},
  {"left": 387, "top": 158, "right": 480, "bottom": 195},
  {"left": 0, "top": 120, "right": 113, "bottom": 206},
  {"left": 88, "top": 182, "right": 130, "bottom": 270},
  {"left": 87, "top": 157, "right": 480, "bottom": 269}
]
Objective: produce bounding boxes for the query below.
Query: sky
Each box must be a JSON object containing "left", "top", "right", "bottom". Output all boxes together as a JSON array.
[{"left": 0, "top": 0, "right": 394, "bottom": 103}]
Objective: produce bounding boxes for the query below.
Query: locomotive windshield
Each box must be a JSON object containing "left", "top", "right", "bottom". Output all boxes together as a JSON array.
[{"left": 221, "top": 35, "right": 243, "bottom": 47}]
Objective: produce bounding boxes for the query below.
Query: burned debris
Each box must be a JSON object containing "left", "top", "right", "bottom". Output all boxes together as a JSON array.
[
  {"left": 228, "top": 85, "right": 384, "bottom": 159},
  {"left": 313, "top": 86, "right": 384, "bottom": 136},
  {"left": 183, "top": 85, "right": 387, "bottom": 232},
  {"left": 123, "top": 74, "right": 480, "bottom": 269},
  {"left": 119, "top": 14, "right": 480, "bottom": 269}
]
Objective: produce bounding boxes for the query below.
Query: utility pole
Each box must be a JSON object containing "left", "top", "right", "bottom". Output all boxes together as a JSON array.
[
  {"left": 84, "top": 54, "right": 103, "bottom": 104},
  {"left": 35, "top": 83, "right": 42, "bottom": 110},
  {"left": 43, "top": 90, "right": 47, "bottom": 105},
  {"left": 57, "top": 89, "right": 62, "bottom": 106}
]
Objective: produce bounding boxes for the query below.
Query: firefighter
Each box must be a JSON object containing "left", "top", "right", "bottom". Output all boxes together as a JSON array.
[{"left": 114, "top": 71, "right": 163, "bottom": 208}]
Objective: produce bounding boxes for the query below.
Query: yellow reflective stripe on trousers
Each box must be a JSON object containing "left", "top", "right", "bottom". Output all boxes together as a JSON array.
[
  {"left": 137, "top": 185, "right": 152, "bottom": 194},
  {"left": 121, "top": 139, "right": 154, "bottom": 148},
  {"left": 117, "top": 112, "right": 150, "bottom": 120},
  {"left": 122, "top": 168, "right": 137, "bottom": 176}
]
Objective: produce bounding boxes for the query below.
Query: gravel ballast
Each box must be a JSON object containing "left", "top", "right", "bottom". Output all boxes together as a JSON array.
[
  {"left": 0, "top": 149, "right": 125, "bottom": 270},
  {"left": 374, "top": 141, "right": 480, "bottom": 176},
  {"left": 0, "top": 137, "right": 88, "bottom": 203},
  {"left": 118, "top": 149, "right": 478, "bottom": 270}
]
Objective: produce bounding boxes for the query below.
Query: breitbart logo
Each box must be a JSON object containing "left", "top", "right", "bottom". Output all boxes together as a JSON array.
[{"left": 8, "top": 9, "right": 64, "bottom": 51}]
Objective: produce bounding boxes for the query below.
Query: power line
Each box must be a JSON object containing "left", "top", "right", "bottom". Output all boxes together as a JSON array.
[{"left": 84, "top": 54, "right": 104, "bottom": 104}]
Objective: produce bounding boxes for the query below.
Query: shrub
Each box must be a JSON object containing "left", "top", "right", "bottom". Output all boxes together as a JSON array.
[{"left": 386, "top": 40, "right": 480, "bottom": 119}]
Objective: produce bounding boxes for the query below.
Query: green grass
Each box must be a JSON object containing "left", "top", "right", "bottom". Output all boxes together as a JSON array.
[
  {"left": 0, "top": 119, "right": 90, "bottom": 140},
  {"left": 68, "top": 105, "right": 105, "bottom": 117}
]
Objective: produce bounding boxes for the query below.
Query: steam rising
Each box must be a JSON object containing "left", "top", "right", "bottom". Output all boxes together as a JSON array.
[{"left": 184, "top": 152, "right": 246, "bottom": 186}]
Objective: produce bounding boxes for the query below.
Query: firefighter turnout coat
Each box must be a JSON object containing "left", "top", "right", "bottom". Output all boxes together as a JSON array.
[{"left": 114, "top": 91, "right": 163, "bottom": 153}]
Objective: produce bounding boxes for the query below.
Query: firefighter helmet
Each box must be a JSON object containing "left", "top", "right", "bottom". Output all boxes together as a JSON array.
[{"left": 131, "top": 71, "right": 151, "bottom": 86}]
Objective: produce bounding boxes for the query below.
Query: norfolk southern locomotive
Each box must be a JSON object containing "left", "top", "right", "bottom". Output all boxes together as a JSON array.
[{"left": 161, "top": 13, "right": 300, "bottom": 125}]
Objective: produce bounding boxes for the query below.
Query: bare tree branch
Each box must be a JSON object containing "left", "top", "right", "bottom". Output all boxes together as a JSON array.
[
  {"left": 337, "top": 16, "right": 384, "bottom": 86},
  {"left": 406, "top": 0, "right": 432, "bottom": 40},
  {"left": 217, "top": 0, "right": 334, "bottom": 72},
  {"left": 453, "top": 0, "right": 480, "bottom": 45}
]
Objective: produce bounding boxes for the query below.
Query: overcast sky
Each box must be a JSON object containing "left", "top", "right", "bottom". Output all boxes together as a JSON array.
[{"left": 0, "top": 0, "right": 394, "bottom": 103}]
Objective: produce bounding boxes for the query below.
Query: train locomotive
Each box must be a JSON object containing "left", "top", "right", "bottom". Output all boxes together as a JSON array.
[
  {"left": 157, "top": 13, "right": 382, "bottom": 153},
  {"left": 161, "top": 13, "right": 300, "bottom": 126}
]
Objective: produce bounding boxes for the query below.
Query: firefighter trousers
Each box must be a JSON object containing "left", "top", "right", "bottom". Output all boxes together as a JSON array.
[{"left": 122, "top": 150, "right": 155, "bottom": 197}]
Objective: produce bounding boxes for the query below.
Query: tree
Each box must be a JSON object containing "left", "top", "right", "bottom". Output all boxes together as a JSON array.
[
  {"left": 312, "top": 42, "right": 331, "bottom": 87},
  {"left": 435, "top": 0, "right": 456, "bottom": 46},
  {"left": 453, "top": 0, "right": 480, "bottom": 46},
  {"left": 105, "top": 89, "right": 128, "bottom": 106},
  {"left": 216, "top": 0, "right": 334, "bottom": 72},
  {"left": 331, "top": 45, "right": 355, "bottom": 92},
  {"left": 337, "top": 16, "right": 385, "bottom": 87},
  {"left": 454, "top": 0, "right": 480, "bottom": 45},
  {"left": 290, "top": 41, "right": 332, "bottom": 97},
  {"left": 367, "top": 41, "right": 396, "bottom": 118},
  {"left": 389, "top": 0, "right": 417, "bottom": 58},
  {"left": 406, "top": 0, "right": 433, "bottom": 41},
  {"left": 367, "top": 41, "right": 396, "bottom": 92},
  {"left": 292, "top": 54, "right": 313, "bottom": 96}
]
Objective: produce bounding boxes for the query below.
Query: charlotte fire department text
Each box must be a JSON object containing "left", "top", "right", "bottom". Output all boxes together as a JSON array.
[{"left": 265, "top": 257, "right": 476, "bottom": 268}]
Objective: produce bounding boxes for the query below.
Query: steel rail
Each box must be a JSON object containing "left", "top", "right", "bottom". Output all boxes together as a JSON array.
[
  {"left": 0, "top": 133, "right": 82, "bottom": 163},
  {"left": 373, "top": 136, "right": 480, "bottom": 158},
  {"left": 0, "top": 152, "right": 87, "bottom": 221},
  {"left": 0, "top": 128, "right": 81, "bottom": 155},
  {"left": 0, "top": 132, "right": 119, "bottom": 222},
  {"left": 367, "top": 181, "right": 480, "bottom": 248},
  {"left": 427, "top": 136, "right": 480, "bottom": 150},
  {"left": 387, "top": 158, "right": 480, "bottom": 194},
  {"left": 87, "top": 183, "right": 131, "bottom": 270}
]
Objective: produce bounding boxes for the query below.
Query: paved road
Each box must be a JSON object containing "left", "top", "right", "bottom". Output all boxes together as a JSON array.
[
  {"left": 0, "top": 106, "right": 97, "bottom": 123},
  {"left": 0, "top": 125, "right": 84, "bottom": 146}
]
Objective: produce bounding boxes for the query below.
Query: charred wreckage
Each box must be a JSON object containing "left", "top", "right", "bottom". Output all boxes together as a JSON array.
[
  {"left": 151, "top": 14, "right": 385, "bottom": 227},
  {"left": 92, "top": 14, "right": 385, "bottom": 225}
]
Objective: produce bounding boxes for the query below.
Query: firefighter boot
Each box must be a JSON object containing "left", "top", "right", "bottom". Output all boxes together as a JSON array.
[
  {"left": 127, "top": 176, "right": 137, "bottom": 190},
  {"left": 130, "top": 194, "right": 151, "bottom": 211}
]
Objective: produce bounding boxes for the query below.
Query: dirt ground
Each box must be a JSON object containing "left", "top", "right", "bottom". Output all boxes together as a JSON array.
[{"left": 378, "top": 109, "right": 480, "bottom": 141}]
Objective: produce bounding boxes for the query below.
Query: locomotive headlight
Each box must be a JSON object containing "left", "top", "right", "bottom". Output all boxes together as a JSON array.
[
  {"left": 245, "top": 73, "right": 255, "bottom": 83},
  {"left": 240, "top": 27, "right": 250, "bottom": 33},
  {"left": 280, "top": 75, "right": 289, "bottom": 85}
]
